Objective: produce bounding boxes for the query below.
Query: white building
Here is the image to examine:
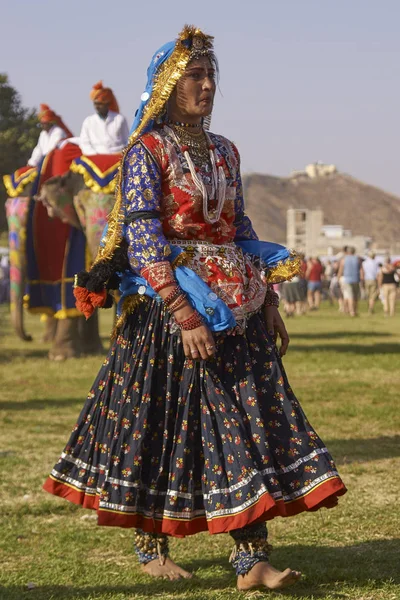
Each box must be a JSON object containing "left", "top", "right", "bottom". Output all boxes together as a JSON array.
[{"left": 287, "top": 208, "right": 371, "bottom": 257}]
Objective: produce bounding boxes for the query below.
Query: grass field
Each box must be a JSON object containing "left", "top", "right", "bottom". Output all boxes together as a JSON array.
[{"left": 0, "top": 303, "right": 399, "bottom": 600}]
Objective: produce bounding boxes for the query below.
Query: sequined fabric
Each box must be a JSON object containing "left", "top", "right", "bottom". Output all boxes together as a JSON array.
[{"left": 122, "top": 126, "right": 258, "bottom": 275}]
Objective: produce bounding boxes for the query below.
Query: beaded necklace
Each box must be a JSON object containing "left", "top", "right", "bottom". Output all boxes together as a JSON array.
[
  {"left": 165, "top": 124, "right": 227, "bottom": 225},
  {"left": 166, "top": 120, "right": 203, "bottom": 129}
]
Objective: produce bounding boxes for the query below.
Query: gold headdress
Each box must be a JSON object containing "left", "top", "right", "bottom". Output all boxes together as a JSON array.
[{"left": 93, "top": 25, "right": 214, "bottom": 267}]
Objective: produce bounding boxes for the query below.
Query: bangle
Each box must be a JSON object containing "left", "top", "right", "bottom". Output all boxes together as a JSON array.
[
  {"left": 176, "top": 311, "right": 204, "bottom": 331},
  {"left": 163, "top": 286, "right": 182, "bottom": 307},
  {"left": 264, "top": 289, "right": 280, "bottom": 308},
  {"left": 168, "top": 293, "right": 188, "bottom": 313}
]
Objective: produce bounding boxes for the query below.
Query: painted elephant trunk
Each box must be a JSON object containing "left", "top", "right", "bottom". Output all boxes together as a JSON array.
[
  {"left": 11, "top": 274, "right": 32, "bottom": 342},
  {"left": 6, "top": 196, "right": 33, "bottom": 341}
]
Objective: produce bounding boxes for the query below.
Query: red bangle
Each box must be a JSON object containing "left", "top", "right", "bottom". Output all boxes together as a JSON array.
[
  {"left": 176, "top": 311, "right": 204, "bottom": 331},
  {"left": 163, "top": 286, "right": 181, "bottom": 307}
]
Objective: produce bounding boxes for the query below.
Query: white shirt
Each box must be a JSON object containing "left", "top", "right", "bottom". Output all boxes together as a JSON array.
[
  {"left": 79, "top": 111, "right": 129, "bottom": 155},
  {"left": 28, "top": 125, "right": 67, "bottom": 167},
  {"left": 362, "top": 257, "right": 379, "bottom": 280}
]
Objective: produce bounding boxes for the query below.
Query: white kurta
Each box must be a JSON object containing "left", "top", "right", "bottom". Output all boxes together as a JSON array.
[
  {"left": 79, "top": 111, "right": 129, "bottom": 155},
  {"left": 27, "top": 126, "right": 67, "bottom": 167}
]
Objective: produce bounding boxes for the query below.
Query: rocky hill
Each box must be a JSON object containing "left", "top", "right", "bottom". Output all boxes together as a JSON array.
[{"left": 243, "top": 172, "right": 400, "bottom": 248}]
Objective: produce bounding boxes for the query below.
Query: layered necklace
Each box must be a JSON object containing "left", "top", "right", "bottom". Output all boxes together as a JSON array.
[{"left": 165, "top": 123, "right": 227, "bottom": 225}]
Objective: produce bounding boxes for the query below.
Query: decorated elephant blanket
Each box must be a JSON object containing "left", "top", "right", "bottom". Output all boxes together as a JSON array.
[
  {"left": 3, "top": 166, "right": 38, "bottom": 198},
  {"left": 70, "top": 154, "right": 121, "bottom": 194},
  {"left": 22, "top": 199, "right": 85, "bottom": 318}
]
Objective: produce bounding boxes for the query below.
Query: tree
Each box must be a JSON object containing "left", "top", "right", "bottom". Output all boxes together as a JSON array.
[{"left": 0, "top": 74, "right": 38, "bottom": 232}]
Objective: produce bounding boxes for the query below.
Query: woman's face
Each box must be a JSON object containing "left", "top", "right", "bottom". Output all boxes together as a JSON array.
[{"left": 168, "top": 57, "right": 216, "bottom": 122}]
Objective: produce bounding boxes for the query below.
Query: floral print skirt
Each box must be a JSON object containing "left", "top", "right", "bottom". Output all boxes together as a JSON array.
[{"left": 44, "top": 298, "right": 346, "bottom": 537}]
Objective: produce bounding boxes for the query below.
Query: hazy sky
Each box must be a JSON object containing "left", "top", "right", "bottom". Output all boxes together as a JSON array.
[{"left": 2, "top": 0, "right": 399, "bottom": 196}]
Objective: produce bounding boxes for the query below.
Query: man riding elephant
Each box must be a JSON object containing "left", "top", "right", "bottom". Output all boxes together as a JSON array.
[
  {"left": 3, "top": 106, "right": 103, "bottom": 359},
  {"left": 80, "top": 81, "right": 129, "bottom": 156},
  {"left": 39, "top": 82, "right": 128, "bottom": 280},
  {"left": 27, "top": 104, "right": 73, "bottom": 167}
]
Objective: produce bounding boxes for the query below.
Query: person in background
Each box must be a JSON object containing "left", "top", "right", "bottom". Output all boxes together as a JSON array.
[
  {"left": 337, "top": 247, "right": 363, "bottom": 317},
  {"left": 378, "top": 256, "right": 398, "bottom": 317},
  {"left": 361, "top": 251, "right": 379, "bottom": 315},
  {"left": 297, "top": 253, "right": 308, "bottom": 314},
  {"left": 329, "top": 260, "right": 344, "bottom": 312},
  {"left": 79, "top": 81, "right": 129, "bottom": 155},
  {"left": 27, "top": 104, "right": 73, "bottom": 167},
  {"left": 322, "top": 259, "right": 334, "bottom": 305},
  {"left": 305, "top": 256, "right": 324, "bottom": 310}
]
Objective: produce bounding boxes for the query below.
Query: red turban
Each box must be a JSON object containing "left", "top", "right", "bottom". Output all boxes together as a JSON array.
[
  {"left": 90, "top": 81, "right": 119, "bottom": 113},
  {"left": 38, "top": 104, "right": 73, "bottom": 138}
]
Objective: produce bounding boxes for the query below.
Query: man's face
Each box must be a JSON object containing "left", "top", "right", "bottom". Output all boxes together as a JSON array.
[
  {"left": 94, "top": 101, "right": 109, "bottom": 117},
  {"left": 40, "top": 121, "right": 53, "bottom": 132}
]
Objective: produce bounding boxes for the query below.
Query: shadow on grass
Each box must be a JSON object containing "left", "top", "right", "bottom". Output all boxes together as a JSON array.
[
  {"left": 0, "top": 348, "right": 50, "bottom": 362},
  {"left": 290, "top": 342, "right": 400, "bottom": 354},
  {"left": 325, "top": 435, "right": 400, "bottom": 464},
  {"left": 0, "top": 397, "right": 83, "bottom": 411},
  {"left": 1, "top": 540, "right": 399, "bottom": 599},
  {"left": 289, "top": 331, "right": 392, "bottom": 340}
]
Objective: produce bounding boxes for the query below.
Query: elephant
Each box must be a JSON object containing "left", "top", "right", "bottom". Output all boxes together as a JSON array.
[
  {"left": 4, "top": 179, "right": 104, "bottom": 359},
  {"left": 39, "top": 170, "right": 115, "bottom": 263}
]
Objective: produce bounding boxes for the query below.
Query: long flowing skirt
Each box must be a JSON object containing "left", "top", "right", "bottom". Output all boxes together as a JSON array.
[{"left": 44, "top": 298, "right": 346, "bottom": 537}]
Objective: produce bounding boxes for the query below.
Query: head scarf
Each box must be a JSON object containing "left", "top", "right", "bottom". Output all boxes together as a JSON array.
[
  {"left": 90, "top": 81, "right": 120, "bottom": 113},
  {"left": 38, "top": 104, "right": 73, "bottom": 138},
  {"left": 94, "top": 24, "right": 215, "bottom": 267}
]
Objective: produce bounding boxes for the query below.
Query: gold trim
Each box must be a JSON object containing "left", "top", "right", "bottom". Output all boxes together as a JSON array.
[
  {"left": 24, "top": 305, "right": 81, "bottom": 319},
  {"left": 70, "top": 159, "right": 118, "bottom": 194},
  {"left": 75, "top": 156, "right": 120, "bottom": 178},
  {"left": 93, "top": 25, "right": 212, "bottom": 268},
  {"left": 265, "top": 252, "right": 303, "bottom": 284},
  {"left": 3, "top": 168, "right": 38, "bottom": 198},
  {"left": 111, "top": 294, "right": 148, "bottom": 338}
]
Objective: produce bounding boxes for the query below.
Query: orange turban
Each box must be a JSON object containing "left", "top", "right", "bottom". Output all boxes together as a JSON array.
[
  {"left": 90, "top": 81, "right": 119, "bottom": 113},
  {"left": 38, "top": 104, "right": 73, "bottom": 138}
]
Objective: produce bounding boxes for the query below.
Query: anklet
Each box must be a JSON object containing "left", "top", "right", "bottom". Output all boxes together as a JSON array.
[
  {"left": 134, "top": 529, "right": 169, "bottom": 565},
  {"left": 229, "top": 524, "right": 272, "bottom": 576}
]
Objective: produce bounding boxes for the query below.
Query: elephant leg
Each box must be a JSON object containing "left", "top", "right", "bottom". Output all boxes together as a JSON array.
[
  {"left": 49, "top": 317, "right": 82, "bottom": 360},
  {"left": 78, "top": 310, "right": 104, "bottom": 355},
  {"left": 41, "top": 315, "right": 58, "bottom": 343}
]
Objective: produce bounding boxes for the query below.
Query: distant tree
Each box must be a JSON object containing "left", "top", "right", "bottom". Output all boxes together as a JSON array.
[{"left": 0, "top": 73, "right": 38, "bottom": 231}]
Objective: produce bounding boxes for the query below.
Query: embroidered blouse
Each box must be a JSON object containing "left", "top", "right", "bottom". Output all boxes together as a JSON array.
[{"left": 122, "top": 126, "right": 257, "bottom": 274}]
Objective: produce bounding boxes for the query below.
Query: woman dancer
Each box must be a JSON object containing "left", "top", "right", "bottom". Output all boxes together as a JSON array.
[{"left": 44, "top": 26, "right": 346, "bottom": 591}]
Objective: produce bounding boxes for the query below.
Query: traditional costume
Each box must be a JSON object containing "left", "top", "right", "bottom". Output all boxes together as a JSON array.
[
  {"left": 79, "top": 81, "right": 129, "bottom": 156},
  {"left": 44, "top": 26, "right": 346, "bottom": 578},
  {"left": 28, "top": 104, "right": 73, "bottom": 167}
]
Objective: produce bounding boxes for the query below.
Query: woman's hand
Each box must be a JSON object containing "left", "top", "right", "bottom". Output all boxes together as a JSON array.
[
  {"left": 174, "top": 303, "right": 216, "bottom": 360},
  {"left": 263, "top": 305, "right": 290, "bottom": 357},
  {"left": 181, "top": 325, "right": 216, "bottom": 360}
]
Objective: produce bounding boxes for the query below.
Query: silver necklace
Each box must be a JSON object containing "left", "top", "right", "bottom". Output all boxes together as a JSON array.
[{"left": 165, "top": 125, "right": 227, "bottom": 225}]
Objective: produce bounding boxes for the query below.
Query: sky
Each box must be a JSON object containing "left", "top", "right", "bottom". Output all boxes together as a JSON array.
[{"left": 2, "top": 0, "right": 400, "bottom": 196}]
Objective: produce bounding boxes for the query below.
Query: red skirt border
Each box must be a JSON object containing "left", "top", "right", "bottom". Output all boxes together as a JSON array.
[{"left": 43, "top": 475, "right": 346, "bottom": 538}]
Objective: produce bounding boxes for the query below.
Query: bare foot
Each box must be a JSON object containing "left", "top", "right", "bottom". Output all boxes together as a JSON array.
[
  {"left": 237, "top": 561, "right": 301, "bottom": 591},
  {"left": 141, "top": 556, "right": 192, "bottom": 581}
]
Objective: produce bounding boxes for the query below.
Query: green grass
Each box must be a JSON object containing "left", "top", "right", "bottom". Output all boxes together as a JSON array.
[{"left": 0, "top": 302, "right": 399, "bottom": 600}]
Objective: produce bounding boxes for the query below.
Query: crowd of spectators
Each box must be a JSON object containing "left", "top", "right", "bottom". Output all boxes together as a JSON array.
[{"left": 279, "top": 246, "right": 399, "bottom": 317}]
